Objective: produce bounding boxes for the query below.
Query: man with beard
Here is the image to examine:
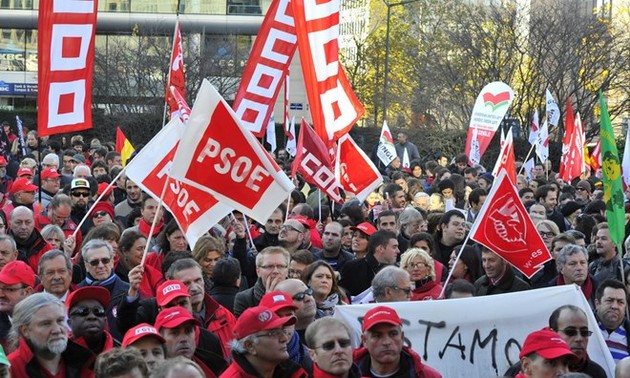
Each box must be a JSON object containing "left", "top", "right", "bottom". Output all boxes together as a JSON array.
[
  {"left": 254, "top": 207, "right": 284, "bottom": 251},
  {"left": 278, "top": 219, "right": 309, "bottom": 254},
  {"left": 115, "top": 178, "right": 143, "bottom": 223},
  {"left": 314, "top": 222, "right": 354, "bottom": 272},
  {"left": 0, "top": 260, "right": 35, "bottom": 350},
  {"left": 595, "top": 279, "right": 630, "bottom": 363},
  {"left": 8, "top": 293, "right": 93, "bottom": 377},
  {"left": 67, "top": 286, "right": 116, "bottom": 358},
  {"left": 9, "top": 206, "right": 53, "bottom": 272},
  {"left": 68, "top": 178, "right": 92, "bottom": 236}
]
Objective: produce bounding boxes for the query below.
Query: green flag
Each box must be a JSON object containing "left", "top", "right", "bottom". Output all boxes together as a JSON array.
[{"left": 599, "top": 91, "right": 625, "bottom": 246}]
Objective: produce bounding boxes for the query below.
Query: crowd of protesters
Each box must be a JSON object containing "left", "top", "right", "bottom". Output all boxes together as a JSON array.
[{"left": 0, "top": 120, "right": 628, "bottom": 378}]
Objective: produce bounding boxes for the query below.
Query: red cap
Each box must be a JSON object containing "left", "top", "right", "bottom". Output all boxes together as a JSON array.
[
  {"left": 519, "top": 328, "right": 578, "bottom": 361},
  {"left": 351, "top": 222, "right": 377, "bottom": 236},
  {"left": 155, "top": 306, "right": 199, "bottom": 330},
  {"left": 66, "top": 286, "right": 111, "bottom": 310},
  {"left": 290, "top": 215, "right": 311, "bottom": 229},
  {"left": 122, "top": 323, "right": 166, "bottom": 347},
  {"left": 0, "top": 156, "right": 6, "bottom": 166},
  {"left": 0, "top": 261, "right": 36, "bottom": 287},
  {"left": 156, "top": 280, "right": 190, "bottom": 307},
  {"left": 41, "top": 168, "right": 61, "bottom": 180},
  {"left": 362, "top": 306, "right": 402, "bottom": 332},
  {"left": 90, "top": 201, "right": 115, "bottom": 220},
  {"left": 17, "top": 167, "right": 32, "bottom": 177},
  {"left": 260, "top": 291, "right": 298, "bottom": 313},
  {"left": 97, "top": 182, "right": 116, "bottom": 197},
  {"left": 11, "top": 178, "right": 37, "bottom": 193},
  {"left": 234, "top": 305, "right": 296, "bottom": 339}
]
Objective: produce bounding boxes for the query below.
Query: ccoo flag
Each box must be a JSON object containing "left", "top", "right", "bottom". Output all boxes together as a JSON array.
[{"left": 599, "top": 91, "right": 625, "bottom": 246}]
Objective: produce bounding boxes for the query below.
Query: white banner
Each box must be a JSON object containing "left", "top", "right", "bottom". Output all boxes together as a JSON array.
[{"left": 335, "top": 286, "right": 614, "bottom": 378}]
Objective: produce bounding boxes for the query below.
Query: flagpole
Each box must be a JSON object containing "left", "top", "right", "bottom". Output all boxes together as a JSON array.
[
  {"left": 162, "top": 18, "right": 180, "bottom": 128},
  {"left": 438, "top": 232, "right": 474, "bottom": 299},
  {"left": 518, "top": 144, "right": 536, "bottom": 175},
  {"left": 140, "top": 175, "right": 170, "bottom": 266},
  {"left": 72, "top": 166, "right": 128, "bottom": 239},
  {"left": 230, "top": 212, "right": 257, "bottom": 253},
  {"left": 285, "top": 191, "right": 292, "bottom": 222}
]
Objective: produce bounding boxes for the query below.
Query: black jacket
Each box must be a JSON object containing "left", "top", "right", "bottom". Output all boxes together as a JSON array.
[
  {"left": 313, "top": 249, "right": 355, "bottom": 272},
  {"left": 78, "top": 275, "right": 129, "bottom": 342},
  {"left": 339, "top": 254, "right": 388, "bottom": 297},
  {"left": 474, "top": 267, "right": 530, "bottom": 296},
  {"left": 233, "top": 278, "right": 266, "bottom": 317},
  {"left": 208, "top": 284, "right": 239, "bottom": 315}
]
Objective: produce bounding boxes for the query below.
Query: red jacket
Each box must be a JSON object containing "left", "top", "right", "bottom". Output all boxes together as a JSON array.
[
  {"left": 9, "top": 337, "right": 93, "bottom": 378},
  {"left": 411, "top": 280, "right": 443, "bottom": 301},
  {"left": 353, "top": 345, "right": 442, "bottom": 378},
  {"left": 203, "top": 294, "right": 237, "bottom": 357},
  {"left": 219, "top": 352, "right": 308, "bottom": 378}
]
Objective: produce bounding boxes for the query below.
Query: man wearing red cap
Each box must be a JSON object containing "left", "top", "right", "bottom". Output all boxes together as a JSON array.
[
  {"left": 34, "top": 194, "right": 81, "bottom": 257},
  {"left": 9, "top": 206, "right": 53, "bottom": 272},
  {"left": 2, "top": 177, "right": 38, "bottom": 218},
  {"left": 122, "top": 323, "right": 166, "bottom": 373},
  {"left": 37, "top": 168, "right": 61, "bottom": 210},
  {"left": 155, "top": 306, "right": 227, "bottom": 377},
  {"left": 221, "top": 305, "right": 307, "bottom": 378},
  {"left": 354, "top": 306, "right": 441, "bottom": 378},
  {"left": 516, "top": 328, "right": 577, "bottom": 378},
  {"left": 67, "top": 286, "right": 116, "bottom": 358},
  {"left": 0, "top": 260, "right": 35, "bottom": 351},
  {"left": 290, "top": 204, "right": 323, "bottom": 249}
]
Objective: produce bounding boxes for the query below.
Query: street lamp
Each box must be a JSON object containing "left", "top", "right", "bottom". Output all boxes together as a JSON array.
[{"left": 382, "top": 0, "right": 419, "bottom": 124}]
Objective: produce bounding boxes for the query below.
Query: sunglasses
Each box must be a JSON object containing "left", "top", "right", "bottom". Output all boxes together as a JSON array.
[
  {"left": 316, "top": 338, "right": 352, "bottom": 351},
  {"left": 93, "top": 211, "right": 108, "bottom": 218},
  {"left": 88, "top": 257, "right": 111, "bottom": 267},
  {"left": 70, "top": 307, "right": 107, "bottom": 317},
  {"left": 559, "top": 328, "right": 592, "bottom": 337},
  {"left": 72, "top": 192, "right": 90, "bottom": 198},
  {"left": 292, "top": 287, "right": 313, "bottom": 301}
]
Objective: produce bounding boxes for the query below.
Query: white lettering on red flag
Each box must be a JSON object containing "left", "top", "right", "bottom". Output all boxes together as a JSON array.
[
  {"left": 125, "top": 118, "right": 231, "bottom": 248},
  {"left": 38, "top": 0, "right": 98, "bottom": 136},
  {"left": 291, "top": 0, "right": 364, "bottom": 144},
  {"left": 469, "top": 170, "right": 551, "bottom": 278},
  {"left": 233, "top": 0, "right": 297, "bottom": 137},
  {"left": 170, "top": 80, "right": 295, "bottom": 224},
  {"left": 335, "top": 134, "right": 383, "bottom": 202},
  {"left": 291, "top": 119, "right": 343, "bottom": 203}
]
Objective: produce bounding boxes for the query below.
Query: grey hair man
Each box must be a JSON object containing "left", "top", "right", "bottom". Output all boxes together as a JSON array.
[
  {"left": 8, "top": 292, "right": 92, "bottom": 376},
  {"left": 398, "top": 208, "right": 425, "bottom": 252},
  {"left": 554, "top": 245, "right": 595, "bottom": 303},
  {"left": 371, "top": 266, "right": 412, "bottom": 303},
  {"left": 37, "top": 249, "right": 73, "bottom": 300}
]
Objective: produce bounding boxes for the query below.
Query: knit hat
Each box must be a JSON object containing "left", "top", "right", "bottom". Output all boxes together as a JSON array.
[
  {"left": 90, "top": 201, "right": 115, "bottom": 220},
  {"left": 575, "top": 180, "right": 591, "bottom": 193},
  {"left": 478, "top": 172, "right": 494, "bottom": 185},
  {"left": 561, "top": 201, "right": 582, "bottom": 217}
]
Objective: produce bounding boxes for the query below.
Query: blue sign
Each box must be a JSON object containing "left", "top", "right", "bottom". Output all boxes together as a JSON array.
[
  {"left": 0, "top": 80, "right": 37, "bottom": 95},
  {"left": 289, "top": 102, "right": 303, "bottom": 110}
]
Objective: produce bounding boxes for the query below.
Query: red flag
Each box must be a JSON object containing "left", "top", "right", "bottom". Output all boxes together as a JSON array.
[
  {"left": 170, "top": 86, "right": 191, "bottom": 123},
  {"left": 291, "top": 120, "right": 343, "bottom": 203},
  {"left": 559, "top": 99, "right": 584, "bottom": 182},
  {"left": 165, "top": 21, "right": 186, "bottom": 120},
  {"left": 126, "top": 118, "right": 231, "bottom": 248},
  {"left": 37, "top": 0, "right": 97, "bottom": 136},
  {"left": 335, "top": 134, "right": 383, "bottom": 202},
  {"left": 170, "top": 80, "right": 295, "bottom": 224},
  {"left": 291, "top": 0, "right": 364, "bottom": 144},
  {"left": 232, "top": 0, "right": 297, "bottom": 137},
  {"left": 470, "top": 170, "right": 552, "bottom": 278},
  {"left": 491, "top": 129, "right": 516, "bottom": 184},
  {"left": 589, "top": 140, "right": 601, "bottom": 171}
]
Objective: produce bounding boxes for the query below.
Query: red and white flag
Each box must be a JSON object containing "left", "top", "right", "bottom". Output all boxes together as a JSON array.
[
  {"left": 470, "top": 170, "right": 552, "bottom": 278},
  {"left": 285, "top": 116, "right": 297, "bottom": 157},
  {"left": 492, "top": 128, "right": 516, "bottom": 184},
  {"left": 335, "top": 134, "right": 383, "bottom": 202},
  {"left": 376, "top": 121, "right": 396, "bottom": 167},
  {"left": 125, "top": 118, "right": 231, "bottom": 248},
  {"left": 169, "top": 86, "right": 191, "bottom": 123},
  {"left": 170, "top": 80, "right": 294, "bottom": 224},
  {"left": 166, "top": 21, "right": 187, "bottom": 121},
  {"left": 37, "top": 0, "right": 97, "bottom": 136},
  {"left": 291, "top": 0, "right": 364, "bottom": 144},
  {"left": 589, "top": 140, "right": 601, "bottom": 171},
  {"left": 528, "top": 110, "right": 539, "bottom": 146},
  {"left": 291, "top": 120, "right": 343, "bottom": 203},
  {"left": 559, "top": 99, "right": 584, "bottom": 182},
  {"left": 535, "top": 120, "right": 549, "bottom": 163},
  {"left": 232, "top": 0, "right": 297, "bottom": 137}
]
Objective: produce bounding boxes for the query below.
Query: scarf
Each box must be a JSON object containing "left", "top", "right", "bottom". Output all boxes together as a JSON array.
[
  {"left": 316, "top": 293, "right": 339, "bottom": 318},
  {"left": 138, "top": 218, "right": 164, "bottom": 238},
  {"left": 556, "top": 274, "right": 593, "bottom": 300},
  {"left": 414, "top": 278, "right": 435, "bottom": 293},
  {"left": 287, "top": 331, "right": 301, "bottom": 363},
  {"left": 84, "top": 271, "right": 118, "bottom": 288}
]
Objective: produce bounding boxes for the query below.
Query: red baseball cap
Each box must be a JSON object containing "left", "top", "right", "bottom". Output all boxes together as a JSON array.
[
  {"left": 66, "top": 286, "right": 111, "bottom": 310},
  {"left": 0, "top": 156, "right": 6, "bottom": 166},
  {"left": 41, "top": 168, "right": 61, "bottom": 180},
  {"left": 362, "top": 306, "right": 402, "bottom": 332},
  {"left": 11, "top": 178, "right": 37, "bottom": 193},
  {"left": 290, "top": 215, "right": 311, "bottom": 229},
  {"left": 156, "top": 280, "right": 190, "bottom": 307},
  {"left": 260, "top": 291, "right": 298, "bottom": 313},
  {"left": 519, "top": 328, "right": 577, "bottom": 361},
  {"left": 97, "top": 182, "right": 116, "bottom": 197},
  {"left": 17, "top": 167, "right": 32, "bottom": 177},
  {"left": 122, "top": 323, "right": 166, "bottom": 347},
  {"left": 234, "top": 305, "right": 296, "bottom": 339},
  {"left": 155, "top": 306, "right": 199, "bottom": 330},
  {"left": 351, "top": 222, "right": 377, "bottom": 236},
  {"left": 0, "top": 261, "right": 36, "bottom": 287}
]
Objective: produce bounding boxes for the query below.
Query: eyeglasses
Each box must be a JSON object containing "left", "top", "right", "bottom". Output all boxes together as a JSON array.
[
  {"left": 0, "top": 285, "right": 26, "bottom": 293},
  {"left": 281, "top": 225, "right": 302, "bottom": 232},
  {"left": 258, "top": 264, "right": 288, "bottom": 271},
  {"left": 390, "top": 286, "right": 412, "bottom": 295},
  {"left": 576, "top": 187, "right": 587, "bottom": 192},
  {"left": 70, "top": 307, "right": 107, "bottom": 317},
  {"left": 558, "top": 328, "right": 593, "bottom": 337},
  {"left": 315, "top": 338, "right": 352, "bottom": 351},
  {"left": 93, "top": 211, "right": 108, "bottom": 218},
  {"left": 292, "top": 287, "right": 313, "bottom": 301},
  {"left": 72, "top": 192, "right": 90, "bottom": 198},
  {"left": 538, "top": 231, "right": 556, "bottom": 238},
  {"left": 88, "top": 257, "right": 111, "bottom": 267},
  {"left": 409, "top": 262, "right": 428, "bottom": 269},
  {"left": 256, "top": 328, "right": 290, "bottom": 339},
  {"left": 288, "top": 269, "right": 303, "bottom": 278}
]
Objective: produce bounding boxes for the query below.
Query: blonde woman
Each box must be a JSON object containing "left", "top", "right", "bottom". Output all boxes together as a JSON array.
[{"left": 400, "top": 248, "right": 443, "bottom": 300}]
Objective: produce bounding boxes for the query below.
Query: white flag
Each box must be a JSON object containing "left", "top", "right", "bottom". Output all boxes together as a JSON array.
[
  {"left": 266, "top": 113, "right": 277, "bottom": 153},
  {"left": 376, "top": 121, "right": 397, "bottom": 166},
  {"left": 285, "top": 116, "right": 297, "bottom": 157},
  {"left": 546, "top": 89, "right": 560, "bottom": 127},
  {"left": 524, "top": 158, "right": 535, "bottom": 181},
  {"left": 535, "top": 120, "right": 549, "bottom": 162},
  {"left": 528, "top": 110, "right": 539, "bottom": 145},
  {"left": 469, "top": 126, "right": 481, "bottom": 165}
]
